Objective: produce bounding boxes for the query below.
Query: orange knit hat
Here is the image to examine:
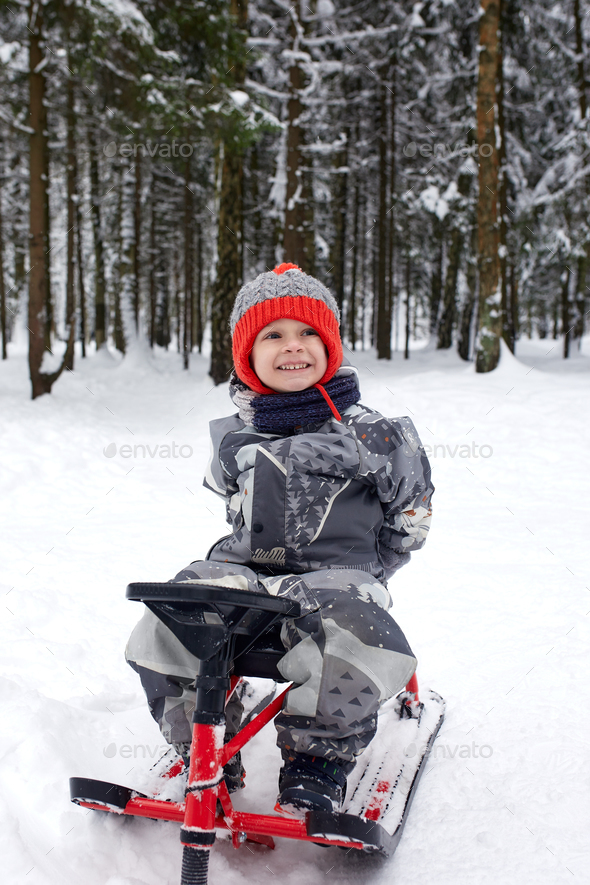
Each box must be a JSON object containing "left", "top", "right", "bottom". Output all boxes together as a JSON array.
[{"left": 230, "top": 263, "right": 343, "bottom": 394}]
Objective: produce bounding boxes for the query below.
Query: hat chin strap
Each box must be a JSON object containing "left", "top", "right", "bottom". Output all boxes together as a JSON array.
[{"left": 313, "top": 382, "right": 342, "bottom": 421}]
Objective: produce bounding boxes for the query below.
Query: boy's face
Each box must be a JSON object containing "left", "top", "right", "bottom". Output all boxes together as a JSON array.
[{"left": 251, "top": 318, "right": 328, "bottom": 393}]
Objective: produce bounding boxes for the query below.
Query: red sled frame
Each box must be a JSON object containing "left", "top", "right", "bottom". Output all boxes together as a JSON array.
[{"left": 71, "top": 673, "right": 422, "bottom": 865}]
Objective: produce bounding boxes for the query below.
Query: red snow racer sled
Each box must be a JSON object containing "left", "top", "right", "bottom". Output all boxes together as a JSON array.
[{"left": 70, "top": 583, "right": 444, "bottom": 884}]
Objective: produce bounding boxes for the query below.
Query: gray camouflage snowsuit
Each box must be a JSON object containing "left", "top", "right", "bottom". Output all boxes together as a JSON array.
[{"left": 126, "top": 380, "right": 433, "bottom": 765}]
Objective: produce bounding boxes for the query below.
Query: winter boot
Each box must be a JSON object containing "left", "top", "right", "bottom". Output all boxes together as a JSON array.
[{"left": 277, "top": 753, "right": 348, "bottom": 813}]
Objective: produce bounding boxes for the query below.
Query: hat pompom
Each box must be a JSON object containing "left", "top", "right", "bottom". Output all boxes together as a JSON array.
[{"left": 273, "top": 262, "right": 301, "bottom": 275}]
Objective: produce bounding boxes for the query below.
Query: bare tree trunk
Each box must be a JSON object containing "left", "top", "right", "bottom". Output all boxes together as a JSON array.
[
  {"left": 174, "top": 247, "right": 181, "bottom": 353},
  {"left": 349, "top": 173, "right": 360, "bottom": 350},
  {"left": 211, "top": 147, "right": 243, "bottom": 383},
  {"left": 562, "top": 265, "right": 572, "bottom": 358},
  {"left": 497, "top": 8, "right": 514, "bottom": 354},
  {"left": 118, "top": 161, "right": 138, "bottom": 353},
  {"left": 87, "top": 123, "right": 107, "bottom": 348},
  {"left": 210, "top": 0, "right": 247, "bottom": 384},
  {"left": 65, "top": 70, "right": 76, "bottom": 371},
  {"left": 331, "top": 129, "right": 348, "bottom": 324},
  {"left": 183, "top": 155, "right": 193, "bottom": 370},
  {"left": 359, "top": 192, "right": 367, "bottom": 349},
  {"left": 283, "top": 7, "right": 314, "bottom": 272},
  {"left": 439, "top": 173, "right": 471, "bottom": 350},
  {"left": 574, "top": 0, "right": 588, "bottom": 346},
  {"left": 28, "top": 0, "right": 49, "bottom": 395},
  {"left": 458, "top": 222, "right": 478, "bottom": 361},
  {"left": 0, "top": 175, "right": 7, "bottom": 359},
  {"left": 149, "top": 197, "right": 156, "bottom": 348},
  {"left": 133, "top": 155, "right": 141, "bottom": 331},
  {"left": 76, "top": 202, "right": 86, "bottom": 359},
  {"left": 28, "top": 1, "right": 74, "bottom": 397},
  {"left": 574, "top": 0, "right": 588, "bottom": 121},
  {"left": 113, "top": 169, "right": 126, "bottom": 354},
  {"left": 574, "top": 254, "right": 587, "bottom": 344},
  {"left": 404, "top": 253, "right": 411, "bottom": 360},
  {"left": 387, "top": 67, "right": 397, "bottom": 353},
  {"left": 475, "top": 0, "right": 502, "bottom": 373},
  {"left": 429, "top": 219, "right": 443, "bottom": 338},
  {"left": 376, "top": 82, "right": 391, "bottom": 359},
  {"left": 438, "top": 227, "right": 460, "bottom": 349},
  {"left": 43, "top": 123, "right": 53, "bottom": 353},
  {"left": 194, "top": 220, "right": 204, "bottom": 353},
  {"left": 72, "top": 128, "right": 86, "bottom": 358}
]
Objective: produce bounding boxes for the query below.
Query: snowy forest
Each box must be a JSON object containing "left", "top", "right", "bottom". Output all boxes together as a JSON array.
[{"left": 0, "top": 0, "right": 589, "bottom": 397}]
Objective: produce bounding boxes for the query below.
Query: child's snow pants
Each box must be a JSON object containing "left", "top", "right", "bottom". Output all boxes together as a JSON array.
[{"left": 125, "top": 560, "right": 417, "bottom": 765}]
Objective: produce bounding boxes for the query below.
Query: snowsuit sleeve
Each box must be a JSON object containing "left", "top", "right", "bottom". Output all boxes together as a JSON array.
[
  {"left": 202, "top": 416, "right": 241, "bottom": 523},
  {"left": 352, "top": 412, "right": 433, "bottom": 575}
]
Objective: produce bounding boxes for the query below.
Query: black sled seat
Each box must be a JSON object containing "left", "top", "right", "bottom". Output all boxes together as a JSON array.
[{"left": 126, "top": 582, "right": 300, "bottom": 679}]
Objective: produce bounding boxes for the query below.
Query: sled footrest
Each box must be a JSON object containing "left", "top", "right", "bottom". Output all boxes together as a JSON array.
[
  {"left": 306, "top": 810, "right": 393, "bottom": 855},
  {"left": 69, "top": 776, "right": 148, "bottom": 810}
]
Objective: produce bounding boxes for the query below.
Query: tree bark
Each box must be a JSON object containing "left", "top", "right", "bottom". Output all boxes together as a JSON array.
[
  {"left": 458, "top": 222, "right": 478, "bottom": 361},
  {"left": 475, "top": 0, "right": 502, "bottom": 373},
  {"left": 330, "top": 129, "right": 348, "bottom": 325},
  {"left": 113, "top": 169, "right": 126, "bottom": 354},
  {"left": 27, "top": 1, "right": 74, "bottom": 398},
  {"left": 561, "top": 264, "right": 572, "bottom": 358},
  {"left": 194, "top": 220, "right": 204, "bottom": 352},
  {"left": 88, "top": 123, "right": 107, "bottom": 348},
  {"left": 28, "top": 0, "right": 49, "bottom": 395},
  {"left": 149, "top": 197, "right": 156, "bottom": 348},
  {"left": 75, "top": 199, "right": 86, "bottom": 359},
  {"left": 574, "top": 0, "right": 588, "bottom": 121},
  {"left": 574, "top": 0, "right": 588, "bottom": 345},
  {"left": 404, "top": 253, "right": 411, "bottom": 360},
  {"left": 438, "top": 226, "right": 460, "bottom": 349},
  {"left": 387, "top": 67, "right": 397, "bottom": 354},
  {"left": 283, "top": 7, "right": 315, "bottom": 272},
  {"left": 497, "top": 6, "right": 514, "bottom": 354},
  {"left": 439, "top": 173, "right": 471, "bottom": 349},
  {"left": 376, "top": 82, "right": 391, "bottom": 359},
  {"left": 71, "top": 122, "right": 86, "bottom": 358},
  {"left": 429, "top": 219, "right": 443, "bottom": 338},
  {"left": 210, "top": 146, "right": 243, "bottom": 383},
  {"left": 133, "top": 155, "right": 141, "bottom": 331},
  {"left": 65, "top": 69, "right": 76, "bottom": 371},
  {"left": 183, "top": 155, "right": 193, "bottom": 370},
  {"left": 349, "top": 172, "right": 360, "bottom": 350},
  {"left": 0, "top": 181, "right": 6, "bottom": 359},
  {"left": 210, "top": 0, "right": 247, "bottom": 384}
]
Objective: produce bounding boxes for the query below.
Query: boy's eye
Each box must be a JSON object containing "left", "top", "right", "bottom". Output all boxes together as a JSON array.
[
  {"left": 302, "top": 329, "right": 318, "bottom": 336},
  {"left": 265, "top": 332, "right": 281, "bottom": 339}
]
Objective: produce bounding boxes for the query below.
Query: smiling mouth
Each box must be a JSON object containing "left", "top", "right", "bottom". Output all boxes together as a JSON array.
[{"left": 278, "top": 363, "right": 311, "bottom": 371}]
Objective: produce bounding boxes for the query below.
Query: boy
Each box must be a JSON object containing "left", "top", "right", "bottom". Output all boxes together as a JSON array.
[{"left": 126, "top": 263, "right": 433, "bottom": 814}]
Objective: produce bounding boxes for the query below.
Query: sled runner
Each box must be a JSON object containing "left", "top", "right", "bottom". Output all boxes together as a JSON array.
[{"left": 69, "top": 583, "right": 444, "bottom": 884}]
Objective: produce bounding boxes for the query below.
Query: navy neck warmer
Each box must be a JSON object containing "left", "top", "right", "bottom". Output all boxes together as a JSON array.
[{"left": 230, "top": 373, "right": 361, "bottom": 435}]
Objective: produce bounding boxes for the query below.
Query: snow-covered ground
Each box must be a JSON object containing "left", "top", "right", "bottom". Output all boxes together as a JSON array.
[{"left": 2, "top": 335, "right": 589, "bottom": 885}]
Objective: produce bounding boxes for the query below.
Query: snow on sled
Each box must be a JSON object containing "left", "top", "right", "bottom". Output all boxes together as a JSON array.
[{"left": 69, "top": 582, "right": 444, "bottom": 884}]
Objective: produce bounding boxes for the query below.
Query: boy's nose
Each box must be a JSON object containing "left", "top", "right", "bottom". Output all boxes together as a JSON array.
[{"left": 283, "top": 338, "right": 304, "bottom": 351}]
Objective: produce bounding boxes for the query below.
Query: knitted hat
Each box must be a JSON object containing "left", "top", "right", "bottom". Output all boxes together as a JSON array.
[{"left": 230, "top": 263, "right": 343, "bottom": 394}]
